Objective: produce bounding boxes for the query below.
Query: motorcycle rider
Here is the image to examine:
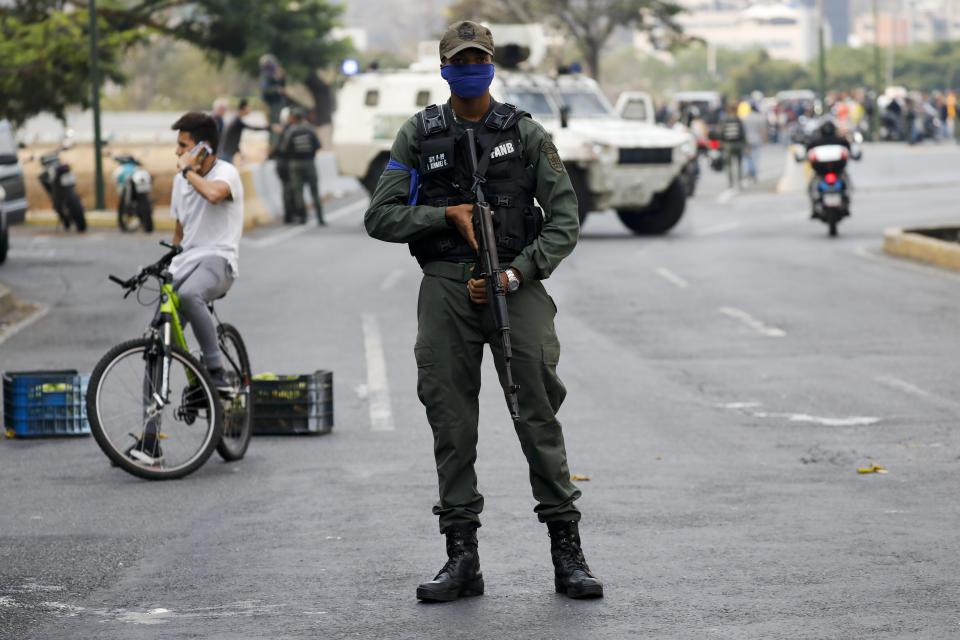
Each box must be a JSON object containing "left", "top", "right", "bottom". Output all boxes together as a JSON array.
[
  {"left": 804, "top": 119, "right": 852, "bottom": 220},
  {"left": 805, "top": 119, "right": 850, "bottom": 151}
]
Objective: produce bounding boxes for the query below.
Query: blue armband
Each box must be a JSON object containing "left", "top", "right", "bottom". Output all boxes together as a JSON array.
[{"left": 385, "top": 158, "right": 420, "bottom": 205}]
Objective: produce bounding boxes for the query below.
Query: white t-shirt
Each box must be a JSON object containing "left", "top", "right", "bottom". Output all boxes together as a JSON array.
[{"left": 170, "top": 159, "right": 244, "bottom": 278}]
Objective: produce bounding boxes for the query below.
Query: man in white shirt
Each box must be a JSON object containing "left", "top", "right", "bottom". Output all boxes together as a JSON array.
[{"left": 170, "top": 112, "right": 244, "bottom": 390}]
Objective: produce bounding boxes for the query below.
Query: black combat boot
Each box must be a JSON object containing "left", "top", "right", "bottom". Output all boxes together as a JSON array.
[
  {"left": 547, "top": 520, "right": 604, "bottom": 599},
  {"left": 416, "top": 524, "right": 484, "bottom": 602}
]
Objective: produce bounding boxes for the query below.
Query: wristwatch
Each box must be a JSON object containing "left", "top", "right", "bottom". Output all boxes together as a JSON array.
[
  {"left": 505, "top": 268, "right": 520, "bottom": 293},
  {"left": 181, "top": 165, "right": 195, "bottom": 179}
]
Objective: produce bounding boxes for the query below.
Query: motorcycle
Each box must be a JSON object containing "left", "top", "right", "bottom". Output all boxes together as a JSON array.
[
  {"left": 799, "top": 143, "right": 862, "bottom": 237},
  {"left": 109, "top": 151, "right": 154, "bottom": 232},
  {"left": 37, "top": 141, "right": 86, "bottom": 232},
  {"left": 705, "top": 132, "right": 724, "bottom": 172}
]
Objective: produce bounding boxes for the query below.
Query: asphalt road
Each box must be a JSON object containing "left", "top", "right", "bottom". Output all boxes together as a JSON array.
[{"left": 1, "top": 143, "right": 959, "bottom": 639}]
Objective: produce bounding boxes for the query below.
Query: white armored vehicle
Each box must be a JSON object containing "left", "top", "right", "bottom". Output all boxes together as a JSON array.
[{"left": 334, "top": 45, "right": 694, "bottom": 234}]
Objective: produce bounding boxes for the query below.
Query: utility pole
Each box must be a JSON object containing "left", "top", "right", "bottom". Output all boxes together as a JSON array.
[
  {"left": 817, "top": 0, "right": 827, "bottom": 111},
  {"left": 872, "top": 0, "right": 883, "bottom": 140},
  {"left": 886, "top": 0, "right": 896, "bottom": 88},
  {"left": 89, "top": 0, "right": 105, "bottom": 210}
]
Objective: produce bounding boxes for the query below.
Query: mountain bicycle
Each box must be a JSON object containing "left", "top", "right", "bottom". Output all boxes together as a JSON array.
[{"left": 86, "top": 241, "right": 252, "bottom": 480}]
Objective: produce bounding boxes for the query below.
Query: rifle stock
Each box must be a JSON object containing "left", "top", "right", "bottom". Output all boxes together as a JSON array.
[{"left": 466, "top": 128, "right": 520, "bottom": 424}]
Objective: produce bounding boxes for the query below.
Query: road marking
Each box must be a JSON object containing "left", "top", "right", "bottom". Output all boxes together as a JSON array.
[
  {"left": 721, "top": 402, "right": 880, "bottom": 426},
  {"left": 655, "top": 267, "right": 689, "bottom": 289},
  {"left": 0, "top": 303, "right": 49, "bottom": 347},
  {"left": 875, "top": 375, "right": 931, "bottom": 398},
  {"left": 325, "top": 197, "right": 369, "bottom": 222},
  {"left": 243, "top": 197, "right": 369, "bottom": 248},
  {"left": 715, "top": 187, "right": 738, "bottom": 204},
  {"left": 361, "top": 313, "right": 395, "bottom": 432},
  {"left": 853, "top": 245, "right": 960, "bottom": 283},
  {"left": 718, "top": 306, "right": 786, "bottom": 337},
  {"left": 380, "top": 268, "right": 404, "bottom": 291},
  {"left": 695, "top": 221, "right": 743, "bottom": 236}
]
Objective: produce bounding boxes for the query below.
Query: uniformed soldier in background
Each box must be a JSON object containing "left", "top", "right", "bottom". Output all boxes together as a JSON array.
[
  {"left": 278, "top": 107, "right": 324, "bottom": 225},
  {"left": 271, "top": 107, "right": 297, "bottom": 224},
  {"left": 259, "top": 53, "right": 287, "bottom": 149},
  {"left": 365, "top": 20, "right": 603, "bottom": 602}
]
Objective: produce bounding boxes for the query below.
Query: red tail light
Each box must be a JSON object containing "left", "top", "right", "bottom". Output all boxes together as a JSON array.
[
  {"left": 825, "top": 172, "right": 838, "bottom": 184},
  {"left": 708, "top": 139, "right": 720, "bottom": 150}
]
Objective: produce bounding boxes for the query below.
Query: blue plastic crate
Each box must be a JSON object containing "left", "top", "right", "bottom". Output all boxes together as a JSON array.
[{"left": 3, "top": 370, "right": 91, "bottom": 437}]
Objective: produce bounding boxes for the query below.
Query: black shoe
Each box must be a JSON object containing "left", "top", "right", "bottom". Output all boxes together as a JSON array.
[
  {"left": 416, "top": 524, "right": 484, "bottom": 602},
  {"left": 317, "top": 218, "right": 326, "bottom": 226},
  {"left": 547, "top": 520, "right": 604, "bottom": 599},
  {"left": 207, "top": 367, "right": 233, "bottom": 393}
]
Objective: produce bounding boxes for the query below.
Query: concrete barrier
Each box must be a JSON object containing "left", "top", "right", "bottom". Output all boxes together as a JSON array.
[
  {"left": 249, "top": 151, "right": 362, "bottom": 220},
  {"left": 776, "top": 144, "right": 811, "bottom": 195},
  {"left": 883, "top": 226, "right": 960, "bottom": 270}
]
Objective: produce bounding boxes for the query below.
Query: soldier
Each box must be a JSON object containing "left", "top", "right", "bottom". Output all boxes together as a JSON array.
[
  {"left": 364, "top": 21, "right": 603, "bottom": 602},
  {"left": 720, "top": 103, "right": 746, "bottom": 189},
  {"left": 271, "top": 107, "right": 298, "bottom": 224},
  {"left": 259, "top": 54, "right": 287, "bottom": 149},
  {"left": 277, "top": 107, "right": 324, "bottom": 225}
]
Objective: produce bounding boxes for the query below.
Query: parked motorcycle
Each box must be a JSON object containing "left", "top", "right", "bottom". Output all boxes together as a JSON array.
[
  {"left": 705, "top": 132, "right": 724, "bottom": 172},
  {"left": 37, "top": 141, "right": 86, "bottom": 232},
  {"left": 109, "top": 151, "right": 154, "bottom": 232},
  {"left": 799, "top": 142, "right": 862, "bottom": 237}
]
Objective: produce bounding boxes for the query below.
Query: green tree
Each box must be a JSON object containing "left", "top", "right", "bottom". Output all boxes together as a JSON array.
[
  {"left": 0, "top": 0, "right": 350, "bottom": 125},
  {"left": 0, "top": 5, "right": 134, "bottom": 126},
  {"left": 447, "top": 0, "right": 686, "bottom": 82}
]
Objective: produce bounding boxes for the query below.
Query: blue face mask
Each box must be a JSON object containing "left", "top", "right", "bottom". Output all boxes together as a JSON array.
[{"left": 441, "top": 63, "right": 495, "bottom": 99}]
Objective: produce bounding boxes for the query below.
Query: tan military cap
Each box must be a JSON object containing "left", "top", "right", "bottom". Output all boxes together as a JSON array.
[{"left": 439, "top": 21, "right": 495, "bottom": 60}]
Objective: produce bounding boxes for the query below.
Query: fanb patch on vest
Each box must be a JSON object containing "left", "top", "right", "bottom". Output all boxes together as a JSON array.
[
  {"left": 542, "top": 141, "right": 564, "bottom": 173},
  {"left": 489, "top": 139, "right": 521, "bottom": 161}
]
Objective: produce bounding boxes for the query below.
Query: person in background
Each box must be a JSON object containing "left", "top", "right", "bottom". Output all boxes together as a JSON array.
[
  {"left": 218, "top": 98, "right": 271, "bottom": 165},
  {"left": 720, "top": 104, "right": 746, "bottom": 189},
  {"left": 211, "top": 98, "right": 229, "bottom": 134},
  {"left": 742, "top": 104, "right": 767, "bottom": 184},
  {"left": 260, "top": 54, "right": 287, "bottom": 148},
  {"left": 271, "top": 107, "right": 298, "bottom": 224},
  {"left": 276, "top": 107, "right": 324, "bottom": 225}
]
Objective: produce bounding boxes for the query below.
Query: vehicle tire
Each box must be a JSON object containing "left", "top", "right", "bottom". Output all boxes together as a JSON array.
[
  {"left": 215, "top": 323, "right": 253, "bottom": 461},
  {"left": 682, "top": 161, "right": 698, "bottom": 197},
  {"left": 67, "top": 190, "right": 86, "bottom": 232},
  {"left": 828, "top": 220, "right": 838, "bottom": 237},
  {"left": 0, "top": 216, "right": 8, "bottom": 265},
  {"left": 361, "top": 153, "right": 390, "bottom": 195},
  {"left": 87, "top": 338, "right": 223, "bottom": 481},
  {"left": 616, "top": 178, "right": 686, "bottom": 235},
  {"left": 139, "top": 198, "right": 154, "bottom": 233},
  {"left": 117, "top": 199, "right": 140, "bottom": 232},
  {"left": 566, "top": 167, "right": 593, "bottom": 226}
]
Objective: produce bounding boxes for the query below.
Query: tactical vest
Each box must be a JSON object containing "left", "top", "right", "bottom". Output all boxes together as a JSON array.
[
  {"left": 284, "top": 124, "right": 319, "bottom": 159},
  {"left": 408, "top": 100, "right": 543, "bottom": 266}
]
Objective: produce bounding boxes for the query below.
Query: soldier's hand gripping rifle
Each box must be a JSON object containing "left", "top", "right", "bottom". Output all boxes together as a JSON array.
[{"left": 466, "top": 128, "right": 520, "bottom": 425}]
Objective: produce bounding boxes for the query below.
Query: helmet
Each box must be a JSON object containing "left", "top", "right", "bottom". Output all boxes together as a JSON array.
[
  {"left": 259, "top": 53, "right": 279, "bottom": 70},
  {"left": 819, "top": 120, "right": 837, "bottom": 137}
]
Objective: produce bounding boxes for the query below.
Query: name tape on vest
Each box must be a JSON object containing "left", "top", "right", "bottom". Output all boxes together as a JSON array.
[{"left": 426, "top": 152, "right": 450, "bottom": 171}]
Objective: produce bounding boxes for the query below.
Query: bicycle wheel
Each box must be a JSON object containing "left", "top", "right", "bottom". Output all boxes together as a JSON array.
[
  {"left": 86, "top": 337, "right": 223, "bottom": 480},
  {"left": 215, "top": 323, "right": 253, "bottom": 461}
]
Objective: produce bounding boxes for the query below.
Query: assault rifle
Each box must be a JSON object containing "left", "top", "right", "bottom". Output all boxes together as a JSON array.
[{"left": 465, "top": 127, "right": 520, "bottom": 425}]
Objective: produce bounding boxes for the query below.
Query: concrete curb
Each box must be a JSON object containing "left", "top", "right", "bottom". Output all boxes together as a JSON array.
[
  {"left": 883, "top": 226, "right": 960, "bottom": 270},
  {"left": 23, "top": 167, "right": 273, "bottom": 233}
]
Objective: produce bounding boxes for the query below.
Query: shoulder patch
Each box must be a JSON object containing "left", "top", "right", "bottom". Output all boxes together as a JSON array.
[{"left": 542, "top": 141, "right": 564, "bottom": 173}]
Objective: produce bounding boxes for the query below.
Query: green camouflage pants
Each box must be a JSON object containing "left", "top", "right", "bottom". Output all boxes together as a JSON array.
[
  {"left": 414, "top": 262, "right": 582, "bottom": 532},
  {"left": 275, "top": 158, "right": 299, "bottom": 223},
  {"left": 289, "top": 158, "right": 322, "bottom": 222}
]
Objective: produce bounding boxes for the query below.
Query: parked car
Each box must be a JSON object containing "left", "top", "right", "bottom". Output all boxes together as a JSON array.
[{"left": 0, "top": 120, "right": 27, "bottom": 226}]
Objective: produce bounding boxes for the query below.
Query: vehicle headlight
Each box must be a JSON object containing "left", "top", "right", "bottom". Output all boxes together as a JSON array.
[{"left": 585, "top": 142, "right": 615, "bottom": 163}]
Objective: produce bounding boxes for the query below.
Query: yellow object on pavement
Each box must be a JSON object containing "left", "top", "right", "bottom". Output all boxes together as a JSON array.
[{"left": 857, "top": 462, "right": 887, "bottom": 474}]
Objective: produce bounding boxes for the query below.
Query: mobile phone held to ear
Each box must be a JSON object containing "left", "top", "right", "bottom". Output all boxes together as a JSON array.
[{"left": 191, "top": 141, "right": 213, "bottom": 163}]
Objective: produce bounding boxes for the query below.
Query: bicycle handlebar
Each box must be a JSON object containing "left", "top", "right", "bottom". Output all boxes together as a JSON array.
[{"left": 108, "top": 241, "right": 183, "bottom": 295}]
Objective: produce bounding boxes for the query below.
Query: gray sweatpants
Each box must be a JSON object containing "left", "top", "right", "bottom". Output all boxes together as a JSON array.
[{"left": 174, "top": 256, "right": 234, "bottom": 370}]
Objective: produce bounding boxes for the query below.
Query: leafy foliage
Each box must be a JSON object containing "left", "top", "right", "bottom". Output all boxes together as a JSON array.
[
  {"left": 0, "top": 4, "right": 135, "bottom": 126},
  {"left": 447, "top": 0, "right": 685, "bottom": 81},
  {"left": 0, "top": 0, "right": 350, "bottom": 125}
]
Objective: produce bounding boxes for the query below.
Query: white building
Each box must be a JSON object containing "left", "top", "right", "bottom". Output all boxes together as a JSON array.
[{"left": 671, "top": 2, "right": 829, "bottom": 63}]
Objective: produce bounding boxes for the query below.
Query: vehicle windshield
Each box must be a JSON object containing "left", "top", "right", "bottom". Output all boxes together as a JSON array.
[
  {"left": 558, "top": 90, "right": 613, "bottom": 117},
  {"left": 502, "top": 90, "right": 555, "bottom": 117},
  {"left": 620, "top": 101, "right": 648, "bottom": 121}
]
